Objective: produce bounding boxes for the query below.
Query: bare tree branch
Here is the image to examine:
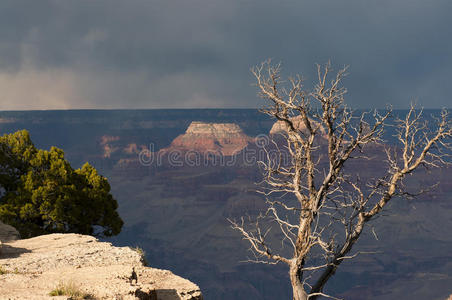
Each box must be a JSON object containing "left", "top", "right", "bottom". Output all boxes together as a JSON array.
[{"left": 231, "top": 61, "right": 452, "bottom": 300}]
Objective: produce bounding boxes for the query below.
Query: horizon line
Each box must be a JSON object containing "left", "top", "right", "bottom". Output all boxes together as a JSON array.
[{"left": 1, "top": 107, "right": 450, "bottom": 113}]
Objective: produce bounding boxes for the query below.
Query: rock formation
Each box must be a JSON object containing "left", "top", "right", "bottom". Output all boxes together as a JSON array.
[
  {"left": 269, "top": 115, "right": 326, "bottom": 136},
  {"left": 0, "top": 221, "right": 202, "bottom": 300},
  {"left": 100, "top": 135, "right": 147, "bottom": 160},
  {"left": 100, "top": 135, "right": 121, "bottom": 158},
  {"left": 161, "top": 121, "right": 253, "bottom": 156}
]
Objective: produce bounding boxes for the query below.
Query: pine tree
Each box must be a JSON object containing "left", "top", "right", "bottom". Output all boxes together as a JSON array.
[{"left": 0, "top": 130, "right": 123, "bottom": 238}]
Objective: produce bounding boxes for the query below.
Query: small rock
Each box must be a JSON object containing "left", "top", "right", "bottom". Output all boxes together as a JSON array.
[{"left": 0, "top": 220, "right": 20, "bottom": 242}]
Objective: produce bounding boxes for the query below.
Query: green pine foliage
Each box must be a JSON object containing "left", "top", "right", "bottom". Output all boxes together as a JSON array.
[{"left": 0, "top": 130, "right": 123, "bottom": 238}]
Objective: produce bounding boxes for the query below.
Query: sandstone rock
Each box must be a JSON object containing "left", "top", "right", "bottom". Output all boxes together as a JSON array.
[
  {"left": 269, "top": 115, "right": 326, "bottom": 136},
  {"left": 185, "top": 122, "right": 243, "bottom": 137},
  {"left": 0, "top": 233, "right": 202, "bottom": 300},
  {"left": 161, "top": 121, "right": 253, "bottom": 156},
  {"left": 100, "top": 135, "right": 121, "bottom": 158}
]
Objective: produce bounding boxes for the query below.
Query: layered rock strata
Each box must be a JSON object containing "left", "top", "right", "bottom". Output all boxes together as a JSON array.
[
  {"left": 161, "top": 121, "right": 253, "bottom": 156},
  {"left": 269, "top": 115, "right": 326, "bottom": 136}
]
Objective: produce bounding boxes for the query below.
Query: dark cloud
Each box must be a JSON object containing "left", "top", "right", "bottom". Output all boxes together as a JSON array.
[{"left": 0, "top": 0, "right": 451, "bottom": 109}]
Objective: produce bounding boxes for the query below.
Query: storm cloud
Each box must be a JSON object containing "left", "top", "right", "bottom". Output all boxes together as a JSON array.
[{"left": 0, "top": 0, "right": 451, "bottom": 109}]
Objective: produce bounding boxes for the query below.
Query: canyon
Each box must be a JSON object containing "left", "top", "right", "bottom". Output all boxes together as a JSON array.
[{"left": 0, "top": 109, "right": 451, "bottom": 300}]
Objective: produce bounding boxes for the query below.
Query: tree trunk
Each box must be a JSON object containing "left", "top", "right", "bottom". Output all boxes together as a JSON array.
[{"left": 290, "top": 265, "right": 308, "bottom": 300}]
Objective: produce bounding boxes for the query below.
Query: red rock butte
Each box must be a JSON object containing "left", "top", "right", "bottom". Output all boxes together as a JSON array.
[{"left": 162, "top": 121, "right": 253, "bottom": 156}]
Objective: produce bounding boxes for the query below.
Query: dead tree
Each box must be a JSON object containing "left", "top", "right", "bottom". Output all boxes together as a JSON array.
[{"left": 229, "top": 61, "right": 452, "bottom": 300}]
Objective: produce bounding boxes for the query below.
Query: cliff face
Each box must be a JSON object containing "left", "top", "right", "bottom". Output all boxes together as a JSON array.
[
  {"left": 0, "top": 221, "right": 202, "bottom": 300},
  {"left": 162, "top": 121, "right": 253, "bottom": 156}
]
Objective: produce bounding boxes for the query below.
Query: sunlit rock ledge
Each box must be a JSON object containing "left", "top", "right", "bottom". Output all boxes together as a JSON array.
[{"left": 0, "top": 221, "right": 202, "bottom": 300}]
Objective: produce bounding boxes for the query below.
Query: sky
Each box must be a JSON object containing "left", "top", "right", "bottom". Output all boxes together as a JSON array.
[{"left": 0, "top": 0, "right": 451, "bottom": 110}]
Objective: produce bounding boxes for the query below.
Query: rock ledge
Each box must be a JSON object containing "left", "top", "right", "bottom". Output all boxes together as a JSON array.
[{"left": 0, "top": 231, "right": 202, "bottom": 300}]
